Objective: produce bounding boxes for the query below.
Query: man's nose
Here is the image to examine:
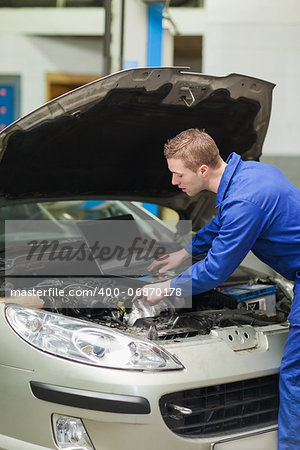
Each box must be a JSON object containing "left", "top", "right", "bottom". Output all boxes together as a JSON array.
[{"left": 172, "top": 174, "right": 179, "bottom": 185}]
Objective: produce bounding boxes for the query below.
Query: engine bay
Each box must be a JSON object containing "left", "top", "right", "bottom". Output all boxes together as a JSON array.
[{"left": 19, "top": 272, "right": 290, "bottom": 342}]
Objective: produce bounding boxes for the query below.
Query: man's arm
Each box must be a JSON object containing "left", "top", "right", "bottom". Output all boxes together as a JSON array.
[
  {"left": 148, "top": 215, "right": 222, "bottom": 274},
  {"left": 171, "top": 200, "right": 267, "bottom": 297},
  {"left": 137, "top": 200, "right": 266, "bottom": 304},
  {"left": 185, "top": 214, "right": 221, "bottom": 257},
  {"left": 147, "top": 213, "right": 221, "bottom": 275}
]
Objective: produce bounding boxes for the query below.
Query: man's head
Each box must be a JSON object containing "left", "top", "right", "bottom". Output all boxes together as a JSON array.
[{"left": 164, "top": 129, "right": 224, "bottom": 196}]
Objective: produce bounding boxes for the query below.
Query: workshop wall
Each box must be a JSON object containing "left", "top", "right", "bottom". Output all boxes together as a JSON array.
[
  {"left": 203, "top": 0, "right": 300, "bottom": 158},
  {"left": 0, "top": 34, "right": 103, "bottom": 116}
]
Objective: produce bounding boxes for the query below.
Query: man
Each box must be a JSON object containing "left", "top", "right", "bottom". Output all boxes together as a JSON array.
[{"left": 134, "top": 128, "right": 300, "bottom": 450}]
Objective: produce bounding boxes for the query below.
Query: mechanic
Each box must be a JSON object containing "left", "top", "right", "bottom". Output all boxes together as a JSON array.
[{"left": 133, "top": 128, "right": 300, "bottom": 450}]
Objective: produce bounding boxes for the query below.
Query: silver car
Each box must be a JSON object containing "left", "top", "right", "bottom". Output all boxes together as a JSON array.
[{"left": 0, "top": 68, "right": 292, "bottom": 450}]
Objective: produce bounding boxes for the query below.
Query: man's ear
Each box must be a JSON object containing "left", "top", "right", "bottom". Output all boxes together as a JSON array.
[{"left": 197, "top": 164, "right": 209, "bottom": 177}]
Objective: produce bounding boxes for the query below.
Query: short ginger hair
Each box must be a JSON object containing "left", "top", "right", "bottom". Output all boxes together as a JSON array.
[{"left": 164, "top": 129, "right": 222, "bottom": 172}]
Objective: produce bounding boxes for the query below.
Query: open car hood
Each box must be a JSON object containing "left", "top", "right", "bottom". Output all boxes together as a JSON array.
[{"left": 0, "top": 67, "right": 275, "bottom": 219}]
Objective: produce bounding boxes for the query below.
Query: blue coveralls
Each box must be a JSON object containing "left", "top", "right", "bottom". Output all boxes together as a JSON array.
[{"left": 170, "top": 152, "right": 300, "bottom": 449}]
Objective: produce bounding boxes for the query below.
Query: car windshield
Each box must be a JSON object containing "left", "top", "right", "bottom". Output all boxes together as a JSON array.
[{"left": 0, "top": 200, "right": 181, "bottom": 248}]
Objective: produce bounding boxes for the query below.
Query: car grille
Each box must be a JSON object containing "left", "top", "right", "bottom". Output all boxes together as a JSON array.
[{"left": 159, "top": 374, "right": 279, "bottom": 437}]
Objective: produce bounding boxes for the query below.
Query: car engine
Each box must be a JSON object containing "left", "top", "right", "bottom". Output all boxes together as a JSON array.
[
  {"left": 1, "top": 242, "right": 292, "bottom": 342},
  {"left": 28, "top": 275, "right": 289, "bottom": 341}
]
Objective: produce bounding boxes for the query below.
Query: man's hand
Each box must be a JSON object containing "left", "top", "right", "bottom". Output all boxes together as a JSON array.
[
  {"left": 132, "top": 280, "right": 171, "bottom": 305},
  {"left": 148, "top": 248, "right": 190, "bottom": 275}
]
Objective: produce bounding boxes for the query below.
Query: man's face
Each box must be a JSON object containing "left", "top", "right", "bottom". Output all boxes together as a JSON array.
[{"left": 167, "top": 158, "right": 207, "bottom": 197}]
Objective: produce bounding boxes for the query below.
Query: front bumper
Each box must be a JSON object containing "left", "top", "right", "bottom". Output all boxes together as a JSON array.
[{"left": 0, "top": 303, "right": 288, "bottom": 450}]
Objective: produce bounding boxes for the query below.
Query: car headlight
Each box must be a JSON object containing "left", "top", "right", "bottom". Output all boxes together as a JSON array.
[{"left": 5, "top": 304, "right": 184, "bottom": 371}]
